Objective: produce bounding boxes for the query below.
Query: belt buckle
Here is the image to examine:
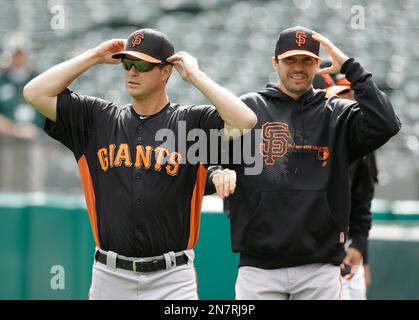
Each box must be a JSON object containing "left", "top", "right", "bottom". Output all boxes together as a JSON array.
[
  {"left": 132, "top": 259, "right": 160, "bottom": 273},
  {"left": 132, "top": 260, "right": 140, "bottom": 273}
]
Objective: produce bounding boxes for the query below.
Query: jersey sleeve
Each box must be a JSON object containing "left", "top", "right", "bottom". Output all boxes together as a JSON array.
[
  {"left": 184, "top": 104, "right": 225, "bottom": 165},
  {"left": 44, "top": 88, "right": 111, "bottom": 159},
  {"left": 186, "top": 104, "right": 224, "bottom": 134}
]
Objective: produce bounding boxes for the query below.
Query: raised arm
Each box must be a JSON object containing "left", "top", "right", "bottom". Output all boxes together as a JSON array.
[
  {"left": 23, "top": 39, "right": 126, "bottom": 122},
  {"left": 312, "top": 32, "right": 401, "bottom": 159}
]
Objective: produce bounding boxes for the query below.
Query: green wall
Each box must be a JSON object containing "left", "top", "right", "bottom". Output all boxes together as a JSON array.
[
  {"left": 0, "top": 193, "right": 418, "bottom": 300},
  {"left": 0, "top": 193, "right": 239, "bottom": 300}
]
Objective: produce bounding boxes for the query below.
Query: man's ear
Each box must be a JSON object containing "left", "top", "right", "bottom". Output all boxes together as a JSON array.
[
  {"left": 162, "top": 65, "right": 173, "bottom": 83},
  {"left": 272, "top": 56, "right": 279, "bottom": 70}
]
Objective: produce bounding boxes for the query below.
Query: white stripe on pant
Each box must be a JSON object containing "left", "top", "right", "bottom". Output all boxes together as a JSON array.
[
  {"left": 235, "top": 263, "right": 342, "bottom": 300},
  {"left": 89, "top": 248, "right": 198, "bottom": 300}
]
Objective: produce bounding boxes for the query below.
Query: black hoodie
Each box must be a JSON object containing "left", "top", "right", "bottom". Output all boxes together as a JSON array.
[{"left": 212, "top": 58, "right": 400, "bottom": 269}]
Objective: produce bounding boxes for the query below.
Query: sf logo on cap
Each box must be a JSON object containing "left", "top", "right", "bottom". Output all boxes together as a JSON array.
[
  {"left": 131, "top": 33, "right": 144, "bottom": 47},
  {"left": 295, "top": 31, "right": 307, "bottom": 47}
]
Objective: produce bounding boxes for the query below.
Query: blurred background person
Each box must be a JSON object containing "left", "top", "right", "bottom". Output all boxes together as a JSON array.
[
  {"left": 0, "top": 47, "right": 43, "bottom": 129},
  {"left": 0, "top": 113, "right": 37, "bottom": 139},
  {"left": 0, "top": 33, "right": 43, "bottom": 130},
  {"left": 0, "top": 32, "right": 43, "bottom": 191},
  {"left": 314, "top": 72, "right": 377, "bottom": 299}
]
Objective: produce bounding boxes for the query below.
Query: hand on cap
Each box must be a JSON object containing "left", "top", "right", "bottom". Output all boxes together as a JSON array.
[
  {"left": 166, "top": 51, "right": 201, "bottom": 83},
  {"left": 92, "top": 39, "right": 126, "bottom": 65},
  {"left": 212, "top": 169, "right": 237, "bottom": 199},
  {"left": 312, "top": 32, "right": 349, "bottom": 75},
  {"left": 341, "top": 247, "right": 363, "bottom": 280}
]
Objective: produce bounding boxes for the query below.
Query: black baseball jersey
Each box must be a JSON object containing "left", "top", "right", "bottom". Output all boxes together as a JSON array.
[{"left": 44, "top": 88, "right": 223, "bottom": 257}]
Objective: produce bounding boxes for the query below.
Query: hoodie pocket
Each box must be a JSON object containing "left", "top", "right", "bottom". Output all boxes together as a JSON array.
[{"left": 243, "top": 190, "right": 338, "bottom": 258}]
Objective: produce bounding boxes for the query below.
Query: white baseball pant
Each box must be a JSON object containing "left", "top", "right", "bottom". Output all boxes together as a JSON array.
[
  {"left": 89, "top": 248, "right": 198, "bottom": 300},
  {"left": 235, "top": 263, "right": 342, "bottom": 300}
]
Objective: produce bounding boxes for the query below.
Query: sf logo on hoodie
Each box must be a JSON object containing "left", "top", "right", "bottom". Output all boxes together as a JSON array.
[{"left": 261, "top": 122, "right": 291, "bottom": 165}]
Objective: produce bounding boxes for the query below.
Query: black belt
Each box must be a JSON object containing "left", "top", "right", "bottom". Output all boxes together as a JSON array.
[{"left": 95, "top": 250, "right": 188, "bottom": 273}]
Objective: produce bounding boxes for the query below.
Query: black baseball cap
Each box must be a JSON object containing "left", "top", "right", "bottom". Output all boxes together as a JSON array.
[
  {"left": 112, "top": 28, "right": 174, "bottom": 64},
  {"left": 275, "top": 26, "right": 322, "bottom": 61}
]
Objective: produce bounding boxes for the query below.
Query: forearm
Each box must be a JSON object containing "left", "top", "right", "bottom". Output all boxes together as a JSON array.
[
  {"left": 189, "top": 71, "right": 257, "bottom": 132},
  {"left": 343, "top": 59, "right": 401, "bottom": 156},
  {"left": 23, "top": 49, "right": 100, "bottom": 121},
  {"left": 0, "top": 115, "right": 38, "bottom": 139},
  {"left": 0, "top": 114, "right": 15, "bottom": 136},
  {"left": 28, "top": 49, "right": 99, "bottom": 98}
]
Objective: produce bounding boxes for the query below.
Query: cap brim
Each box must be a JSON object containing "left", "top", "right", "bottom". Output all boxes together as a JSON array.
[
  {"left": 326, "top": 85, "right": 351, "bottom": 98},
  {"left": 112, "top": 51, "right": 161, "bottom": 63},
  {"left": 277, "top": 50, "right": 322, "bottom": 61}
]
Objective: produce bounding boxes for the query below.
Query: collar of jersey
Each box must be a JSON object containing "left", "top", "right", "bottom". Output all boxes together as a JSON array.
[{"left": 130, "top": 102, "right": 171, "bottom": 121}]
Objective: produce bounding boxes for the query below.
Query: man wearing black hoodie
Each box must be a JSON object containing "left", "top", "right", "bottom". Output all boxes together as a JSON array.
[{"left": 207, "top": 26, "right": 400, "bottom": 300}]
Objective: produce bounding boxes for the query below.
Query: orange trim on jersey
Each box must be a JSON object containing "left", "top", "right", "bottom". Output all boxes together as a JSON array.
[
  {"left": 77, "top": 155, "right": 100, "bottom": 248},
  {"left": 187, "top": 164, "right": 207, "bottom": 250}
]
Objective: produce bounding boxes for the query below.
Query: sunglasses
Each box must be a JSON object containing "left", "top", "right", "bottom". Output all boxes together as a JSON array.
[{"left": 122, "top": 58, "right": 170, "bottom": 73}]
